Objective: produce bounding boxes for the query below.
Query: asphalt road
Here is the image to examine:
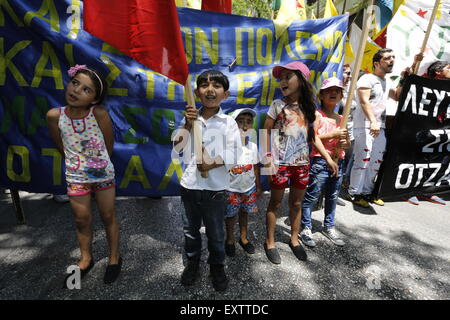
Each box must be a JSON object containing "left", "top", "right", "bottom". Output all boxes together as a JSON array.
[{"left": 0, "top": 190, "right": 449, "bottom": 301}]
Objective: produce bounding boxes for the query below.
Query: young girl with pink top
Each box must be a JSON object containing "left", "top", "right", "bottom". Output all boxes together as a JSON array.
[
  {"left": 47, "top": 64, "right": 122, "bottom": 286},
  {"left": 300, "top": 77, "right": 350, "bottom": 248}
]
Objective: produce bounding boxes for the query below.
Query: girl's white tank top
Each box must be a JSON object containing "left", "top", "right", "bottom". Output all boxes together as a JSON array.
[{"left": 58, "top": 106, "right": 115, "bottom": 183}]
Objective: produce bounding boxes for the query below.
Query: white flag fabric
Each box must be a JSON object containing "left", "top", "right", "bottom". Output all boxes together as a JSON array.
[
  {"left": 386, "top": 5, "right": 450, "bottom": 77},
  {"left": 403, "top": 0, "right": 450, "bottom": 29}
]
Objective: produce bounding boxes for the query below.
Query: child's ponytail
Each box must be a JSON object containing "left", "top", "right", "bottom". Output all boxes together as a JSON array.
[{"left": 293, "top": 70, "right": 316, "bottom": 143}]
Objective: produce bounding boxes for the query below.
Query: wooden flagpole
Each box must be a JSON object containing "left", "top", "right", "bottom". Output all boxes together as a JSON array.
[
  {"left": 332, "top": 0, "right": 375, "bottom": 161},
  {"left": 185, "top": 76, "right": 209, "bottom": 178},
  {"left": 412, "top": 0, "right": 441, "bottom": 74}
]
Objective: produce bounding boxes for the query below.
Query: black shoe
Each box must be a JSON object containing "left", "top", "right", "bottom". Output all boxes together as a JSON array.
[
  {"left": 238, "top": 239, "right": 255, "bottom": 254},
  {"left": 288, "top": 241, "right": 307, "bottom": 261},
  {"left": 210, "top": 264, "right": 228, "bottom": 292},
  {"left": 104, "top": 257, "right": 122, "bottom": 284},
  {"left": 339, "top": 188, "right": 353, "bottom": 201},
  {"left": 181, "top": 257, "right": 200, "bottom": 286},
  {"left": 263, "top": 243, "right": 281, "bottom": 264},
  {"left": 63, "top": 258, "right": 95, "bottom": 289},
  {"left": 225, "top": 243, "right": 236, "bottom": 257}
]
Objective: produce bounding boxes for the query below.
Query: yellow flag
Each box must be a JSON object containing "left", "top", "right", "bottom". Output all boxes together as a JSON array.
[
  {"left": 175, "top": 0, "right": 201, "bottom": 9},
  {"left": 360, "top": 41, "right": 381, "bottom": 73},
  {"left": 324, "top": 0, "right": 338, "bottom": 18},
  {"left": 344, "top": 37, "right": 354, "bottom": 65},
  {"left": 274, "top": 0, "right": 307, "bottom": 39}
]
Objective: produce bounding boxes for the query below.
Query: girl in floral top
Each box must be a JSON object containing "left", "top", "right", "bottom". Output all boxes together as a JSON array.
[{"left": 47, "top": 65, "right": 122, "bottom": 286}]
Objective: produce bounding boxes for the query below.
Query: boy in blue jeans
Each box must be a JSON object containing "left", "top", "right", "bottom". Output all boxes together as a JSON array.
[{"left": 173, "top": 70, "right": 242, "bottom": 292}]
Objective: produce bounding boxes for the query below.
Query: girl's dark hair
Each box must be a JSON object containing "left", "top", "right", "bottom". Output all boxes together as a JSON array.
[
  {"left": 427, "top": 61, "right": 448, "bottom": 78},
  {"left": 292, "top": 70, "right": 317, "bottom": 143},
  {"left": 196, "top": 69, "right": 230, "bottom": 91},
  {"left": 71, "top": 68, "right": 109, "bottom": 104}
]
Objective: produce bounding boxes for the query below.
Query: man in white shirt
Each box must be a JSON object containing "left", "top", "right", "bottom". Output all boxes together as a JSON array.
[{"left": 350, "top": 48, "right": 402, "bottom": 208}]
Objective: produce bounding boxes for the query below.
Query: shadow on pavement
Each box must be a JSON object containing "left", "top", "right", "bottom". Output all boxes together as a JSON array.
[{"left": 0, "top": 192, "right": 449, "bottom": 300}]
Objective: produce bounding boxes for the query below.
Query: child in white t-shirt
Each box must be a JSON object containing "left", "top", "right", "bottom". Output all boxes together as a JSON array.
[{"left": 224, "top": 108, "right": 262, "bottom": 257}]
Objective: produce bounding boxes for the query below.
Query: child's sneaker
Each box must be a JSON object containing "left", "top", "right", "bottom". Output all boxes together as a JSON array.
[
  {"left": 353, "top": 195, "right": 370, "bottom": 208},
  {"left": 300, "top": 227, "right": 316, "bottom": 248},
  {"left": 321, "top": 227, "right": 345, "bottom": 246}
]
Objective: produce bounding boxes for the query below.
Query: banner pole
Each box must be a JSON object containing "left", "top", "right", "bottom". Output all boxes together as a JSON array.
[
  {"left": 185, "top": 75, "right": 209, "bottom": 178},
  {"left": 316, "top": 0, "right": 320, "bottom": 18},
  {"left": 10, "top": 190, "right": 26, "bottom": 225},
  {"left": 412, "top": 0, "right": 441, "bottom": 74},
  {"left": 332, "top": 0, "right": 375, "bottom": 162}
]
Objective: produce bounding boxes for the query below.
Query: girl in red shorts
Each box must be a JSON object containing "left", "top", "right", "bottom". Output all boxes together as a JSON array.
[
  {"left": 262, "top": 61, "right": 338, "bottom": 264},
  {"left": 47, "top": 64, "right": 121, "bottom": 286}
]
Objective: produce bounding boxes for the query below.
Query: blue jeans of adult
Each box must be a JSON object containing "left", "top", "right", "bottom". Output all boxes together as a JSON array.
[
  {"left": 301, "top": 157, "right": 344, "bottom": 229},
  {"left": 180, "top": 187, "right": 226, "bottom": 265}
]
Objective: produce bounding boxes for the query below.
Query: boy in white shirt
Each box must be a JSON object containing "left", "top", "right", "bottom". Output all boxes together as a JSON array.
[
  {"left": 172, "top": 70, "right": 242, "bottom": 292},
  {"left": 224, "top": 108, "right": 262, "bottom": 257}
]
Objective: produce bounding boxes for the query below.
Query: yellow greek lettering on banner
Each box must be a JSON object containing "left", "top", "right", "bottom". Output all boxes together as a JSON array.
[
  {"left": 0, "top": 0, "right": 25, "bottom": 27},
  {"left": 256, "top": 28, "right": 273, "bottom": 65},
  {"left": 42, "top": 148, "right": 63, "bottom": 185},
  {"left": 181, "top": 27, "right": 193, "bottom": 64},
  {"left": 158, "top": 159, "right": 183, "bottom": 190},
  {"left": 24, "top": 0, "right": 60, "bottom": 33},
  {"left": 236, "top": 72, "right": 257, "bottom": 105},
  {"left": 235, "top": 28, "right": 255, "bottom": 66},
  {"left": 119, "top": 155, "right": 151, "bottom": 189},
  {"left": 195, "top": 27, "right": 218, "bottom": 65},
  {"left": 31, "top": 41, "right": 64, "bottom": 89},
  {"left": 0, "top": 38, "right": 31, "bottom": 86},
  {"left": 100, "top": 54, "right": 128, "bottom": 96},
  {"left": 137, "top": 68, "right": 155, "bottom": 100},
  {"left": 7, "top": 145, "right": 31, "bottom": 182},
  {"left": 274, "top": 31, "right": 298, "bottom": 64}
]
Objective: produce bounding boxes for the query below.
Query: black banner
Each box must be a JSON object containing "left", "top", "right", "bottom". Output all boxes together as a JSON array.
[{"left": 376, "top": 75, "right": 450, "bottom": 199}]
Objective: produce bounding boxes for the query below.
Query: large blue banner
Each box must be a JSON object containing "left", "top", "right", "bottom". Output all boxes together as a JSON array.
[{"left": 0, "top": 0, "right": 348, "bottom": 196}]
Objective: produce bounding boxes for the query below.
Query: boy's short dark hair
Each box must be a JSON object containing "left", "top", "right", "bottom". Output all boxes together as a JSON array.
[
  {"left": 372, "top": 48, "right": 393, "bottom": 69},
  {"left": 196, "top": 70, "right": 230, "bottom": 91},
  {"left": 427, "top": 61, "right": 448, "bottom": 78}
]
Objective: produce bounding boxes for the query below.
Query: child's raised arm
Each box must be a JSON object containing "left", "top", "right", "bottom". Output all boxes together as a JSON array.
[
  {"left": 93, "top": 106, "right": 114, "bottom": 156},
  {"left": 46, "top": 108, "right": 64, "bottom": 156}
]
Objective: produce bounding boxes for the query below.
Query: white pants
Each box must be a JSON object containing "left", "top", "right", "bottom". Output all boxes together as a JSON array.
[{"left": 349, "top": 128, "right": 386, "bottom": 196}]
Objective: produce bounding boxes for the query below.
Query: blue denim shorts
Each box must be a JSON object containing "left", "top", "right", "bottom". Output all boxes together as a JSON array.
[{"left": 225, "top": 186, "right": 258, "bottom": 218}]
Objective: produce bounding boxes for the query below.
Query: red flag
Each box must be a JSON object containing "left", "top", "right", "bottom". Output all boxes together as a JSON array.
[
  {"left": 374, "top": 29, "right": 387, "bottom": 48},
  {"left": 83, "top": 0, "right": 188, "bottom": 85},
  {"left": 201, "top": 0, "right": 232, "bottom": 14}
]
